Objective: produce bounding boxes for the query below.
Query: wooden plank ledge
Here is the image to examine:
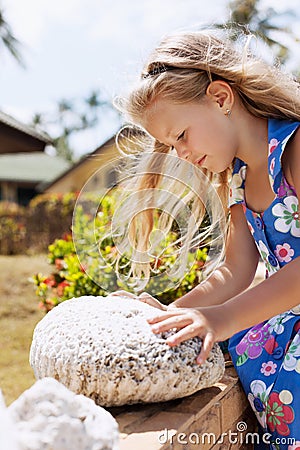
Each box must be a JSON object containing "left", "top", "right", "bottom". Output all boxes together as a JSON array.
[{"left": 108, "top": 365, "right": 257, "bottom": 450}]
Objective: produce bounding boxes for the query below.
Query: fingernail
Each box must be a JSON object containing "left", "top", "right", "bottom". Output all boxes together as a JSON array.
[
  {"left": 196, "top": 357, "right": 203, "bottom": 365},
  {"left": 151, "top": 326, "right": 159, "bottom": 332}
]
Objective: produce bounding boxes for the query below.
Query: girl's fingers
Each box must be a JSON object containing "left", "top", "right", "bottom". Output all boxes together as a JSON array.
[
  {"left": 148, "top": 309, "right": 216, "bottom": 365},
  {"left": 196, "top": 331, "right": 215, "bottom": 365},
  {"left": 150, "top": 316, "right": 191, "bottom": 334},
  {"left": 138, "top": 293, "right": 167, "bottom": 310},
  {"left": 110, "top": 290, "right": 138, "bottom": 299},
  {"left": 138, "top": 292, "right": 155, "bottom": 301},
  {"left": 147, "top": 309, "right": 188, "bottom": 324},
  {"left": 166, "top": 324, "right": 200, "bottom": 346}
]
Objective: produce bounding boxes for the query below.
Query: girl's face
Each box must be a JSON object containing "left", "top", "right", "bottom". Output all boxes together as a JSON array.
[{"left": 141, "top": 96, "right": 239, "bottom": 173}]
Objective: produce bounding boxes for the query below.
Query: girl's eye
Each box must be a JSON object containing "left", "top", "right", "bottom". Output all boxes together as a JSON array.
[
  {"left": 170, "top": 131, "right": 185, "bottom": 150},
  {"left": 177, "top": 131, "right": 185, "bottom": 141}
]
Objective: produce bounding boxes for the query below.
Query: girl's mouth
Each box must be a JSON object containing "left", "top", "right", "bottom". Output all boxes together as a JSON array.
[{"left": 196, "top": 155, "right": 206, "bottom": 166}]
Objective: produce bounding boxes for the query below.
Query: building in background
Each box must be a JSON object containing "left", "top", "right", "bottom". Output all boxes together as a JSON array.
[
  {"left": 42, "top": 126, "right": 145, "bottom": 195},
  {"left": 0, "top": 111, "right": 70, "bottom": 205},
  {"left": 43, "top": 135, "right": 119, "bottom": 194},
  {"left": 0, "top": 110, "right": 142, "bottom": 203}
]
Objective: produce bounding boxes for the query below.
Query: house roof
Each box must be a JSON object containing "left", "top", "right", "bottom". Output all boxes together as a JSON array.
[
  {"left": 41, "top": 125, "right": 145, "bottom": 192},
  {"left": 0, "top": 152, "right": 71, "bottom": 184},
  {"left": 0, "top": 111, "right": 52, "bottom": 144}
]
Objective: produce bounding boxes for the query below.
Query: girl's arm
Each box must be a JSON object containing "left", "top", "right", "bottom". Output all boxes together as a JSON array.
[
  {"left": 148, "top": 129, "right": 300, "bottom": 363},
  {"left": 220, "top": 255, "right": 300, "bottom": 337},
  {"left": 170, "top": 203, "right": 259, "bottom": 308},
  {"left": 148, "top": 258, "right": 300, "bottom": 364}
]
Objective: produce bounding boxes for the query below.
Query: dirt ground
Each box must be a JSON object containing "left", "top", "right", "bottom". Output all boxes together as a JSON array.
[{"left": 0, "top": 254, "right": 50, "bottom": 405}]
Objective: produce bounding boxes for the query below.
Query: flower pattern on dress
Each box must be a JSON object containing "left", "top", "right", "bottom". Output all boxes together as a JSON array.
[
  {"left": 269, "top": 138, "right": 280, "bottom": 154},
  {"left": 272, "top": 196, "right": 300, "bottom": 237},
  {"left": 261, "top": 361, "right": 277, "bottom": 376},
  {"left": 236, "top": 323, "right": 270, "bottom": 365},
  {"left": 268, "top": 313, "right": 295, "bottom": 334},
  {"left": 257, "top": 240, "right": 279, "bottom": 275},
  {"left": 270, "top": 157, "right": 275, "bottom": 175},
  {"left": 229, "top": 166, "right": 246, "bottom": 205},
  {"left": 248, "top": 379, "right": 272, "bottom": 428},
  {"left": 274, "top": 243, "right": 295, "bottom": 263},
  {"left": 266, "top": 391, "right": 294, "bottom": 436},
  {"left": 283, "top": 334, "right": 300, "bottom": 373},
  {"left": 278, "top": 177, "right": 296, "bottom": 199}
]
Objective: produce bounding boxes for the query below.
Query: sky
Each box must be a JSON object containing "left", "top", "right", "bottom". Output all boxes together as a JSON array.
[{"left": 1, "top": 0, "right": 300, "bottom": 158}]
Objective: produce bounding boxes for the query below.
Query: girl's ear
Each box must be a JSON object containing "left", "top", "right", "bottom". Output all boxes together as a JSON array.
[{"left": 206, "top": 80, "right": 234, "bottom": 111}]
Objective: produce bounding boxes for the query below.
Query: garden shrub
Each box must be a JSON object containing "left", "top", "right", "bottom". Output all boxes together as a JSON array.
[
  {"left": 31, "top": 192, "right": 208, "bottom": 311},
  {"left": 0, "top": 194, "right": 80, "bottom": 255},
  {"left": 0, "top": 201, "right": 26, "bottom": 254}
]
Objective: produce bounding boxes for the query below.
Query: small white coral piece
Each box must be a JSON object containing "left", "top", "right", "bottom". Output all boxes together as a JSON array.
[
  {"left": 0, "top": 390, "right": 20, "bottom": 450},
  {"left": 8, "top": 377, "right": 119, "bottom": 450},
  {"left": 30, "top": 296, "right": 225, "bottom": 406}
]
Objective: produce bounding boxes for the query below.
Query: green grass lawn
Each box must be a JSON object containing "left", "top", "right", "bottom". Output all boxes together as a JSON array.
[{"left": 0, "top": 254, "right": 50, "bottom": 405}]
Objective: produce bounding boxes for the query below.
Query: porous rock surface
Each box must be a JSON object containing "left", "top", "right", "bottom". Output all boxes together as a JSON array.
[
  {"left": 30, "top": 296, "right": 225, "bottom": 407},
  {"left": 8, "top": 377, "right": 119, "bottom": 450}
]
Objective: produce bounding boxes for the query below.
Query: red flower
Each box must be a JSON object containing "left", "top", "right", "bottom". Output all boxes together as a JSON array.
[
  {"left": 62, "top": 232, "right": 72, "bottom": 241},
  {"left": 266, "top": 392, "right": 294, "bottom": 436},
  {"left": 44, "top": 276, "right": 56, "bottom": 287},
  {"left": 55, "top": 258, "right": 65, "bottom": 270},
  {"left": 57, "top": 281, "right": 70, "bottom": 296},
  {"left": 44, "top": 298, "right": 56, "bottom": 312}
]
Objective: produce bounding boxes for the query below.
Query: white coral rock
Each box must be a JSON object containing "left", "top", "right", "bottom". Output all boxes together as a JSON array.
[
  {"left": 8, "top": 377, "right": 119, "bottom": 450},
  {"left": 0, "top": 390, "right": 20, "bottom": 450},
  {"left": 30, "top": 296, "right": 225, "bottom": 406}
]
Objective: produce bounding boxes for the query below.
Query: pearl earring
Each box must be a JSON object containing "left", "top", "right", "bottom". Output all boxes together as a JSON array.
[{"left": 225, "top": 109, "right": 231, "bottom": 117}]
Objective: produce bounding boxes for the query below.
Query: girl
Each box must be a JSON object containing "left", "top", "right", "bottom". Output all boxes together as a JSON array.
[{"left": 118, "top": 30, "right": 300, "bottom": 446}]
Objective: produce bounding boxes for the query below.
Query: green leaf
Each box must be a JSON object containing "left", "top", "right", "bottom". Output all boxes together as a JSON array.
[{"left": 236, "top": 352, "right": 249, "bottom": 366}]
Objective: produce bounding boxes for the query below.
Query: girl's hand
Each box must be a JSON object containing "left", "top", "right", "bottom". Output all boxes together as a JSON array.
[
  {"left": 110, "top": 290, "right": 138, "bottom": 299},
  {"left": 138, "top": 292, "right": 167, "bottom": 311},
  {"left": 147, "top": 306, "right": 230, "bottom": 365},
  {"left": 109, "top": 290, "right": 167, "bottom": 311}
]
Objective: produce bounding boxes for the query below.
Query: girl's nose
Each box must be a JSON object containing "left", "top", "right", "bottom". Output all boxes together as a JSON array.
[{"left": 175, "top": 144, "right": 190, "bottom": 161}]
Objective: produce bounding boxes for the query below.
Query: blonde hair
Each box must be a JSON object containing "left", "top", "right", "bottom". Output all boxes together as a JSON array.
[{"left": 114, "top": 30, "right": 300, "bottom": 292}]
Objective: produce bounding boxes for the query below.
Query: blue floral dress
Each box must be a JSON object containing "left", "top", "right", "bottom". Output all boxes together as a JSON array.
[{"left": 228, "top": 119, "right": 300, "bottom": 449}]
